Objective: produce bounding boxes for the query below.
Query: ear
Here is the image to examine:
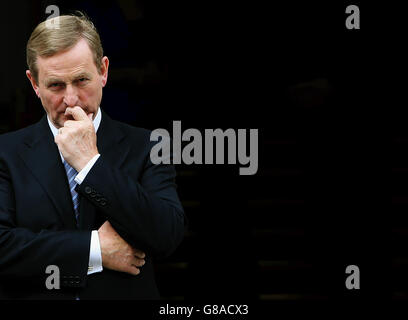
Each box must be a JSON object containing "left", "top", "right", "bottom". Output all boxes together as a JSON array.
[
  {"left": 26, "top": 70, "right": 41, "bottom": 98},
  {"left": 100, "top": 56, "right": 109, "bottom": 87}
]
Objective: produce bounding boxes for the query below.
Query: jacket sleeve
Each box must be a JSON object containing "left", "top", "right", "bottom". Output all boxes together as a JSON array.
[
  {"left": 76, "top": 149, "right": 186, "bottom": 259},
  {"left": 0, "top": 156, "right": 91, "bottom": 287}
]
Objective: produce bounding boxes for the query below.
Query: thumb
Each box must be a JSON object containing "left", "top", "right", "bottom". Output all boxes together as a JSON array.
[{"left": 88, "top": 113, "right": 94, "bottom": 121}]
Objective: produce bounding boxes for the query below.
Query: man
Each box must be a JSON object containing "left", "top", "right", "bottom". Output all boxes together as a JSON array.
[{"left": 0, "top": 13, "right": 185, "bottom": 299}]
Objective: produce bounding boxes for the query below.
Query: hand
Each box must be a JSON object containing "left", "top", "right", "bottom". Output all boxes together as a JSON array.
[
  {"left": 54, "top": 106, "right": 99, "bottom": 172},
  {"left": 98, "top": 220, "right": 146, "bottom": 276}
]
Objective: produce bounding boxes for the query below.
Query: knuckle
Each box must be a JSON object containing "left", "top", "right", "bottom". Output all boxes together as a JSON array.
[{"left": 133, "top": 249, "right": 145, "bottom": 258}]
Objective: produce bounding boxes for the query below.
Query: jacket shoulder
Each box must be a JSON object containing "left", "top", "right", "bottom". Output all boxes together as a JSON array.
[
  {"left": 112, "top": 120, "right": 154, "bottom": 145},
  {"left": 0, "top": 122, "right": 40, "bottom": 151}
]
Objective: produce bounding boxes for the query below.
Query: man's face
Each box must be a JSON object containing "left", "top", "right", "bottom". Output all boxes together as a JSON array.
[{"left": 26, "top": 38, "right": 109, "bottom": 128}]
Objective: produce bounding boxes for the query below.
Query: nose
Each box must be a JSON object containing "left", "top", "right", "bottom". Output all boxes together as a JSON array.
[{"left": 63, "top": 84, "right": 79, "bottom": 107}]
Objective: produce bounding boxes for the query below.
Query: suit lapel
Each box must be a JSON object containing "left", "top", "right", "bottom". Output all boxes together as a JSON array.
[
  {"left": 96, "top": 110, "right": 128, "bottom": 162},
  {"left": 18, "top": 116, "right": 78, "bottom": 229},
  {"left": 78, "top": 110, "right": 129, "bottom": 230}
]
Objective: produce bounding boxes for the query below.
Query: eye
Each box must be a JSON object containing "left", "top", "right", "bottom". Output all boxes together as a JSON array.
[
  {"left": 49, "top": 83, "right": 63, "bottom": 89},
  {"left": 76, "top": 77, "right": 89, "bottom": 86}
]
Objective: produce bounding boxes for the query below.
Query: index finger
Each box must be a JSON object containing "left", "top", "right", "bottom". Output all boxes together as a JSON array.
[{"left": 65, "top": 106, "right": 88, "bottom": 121}]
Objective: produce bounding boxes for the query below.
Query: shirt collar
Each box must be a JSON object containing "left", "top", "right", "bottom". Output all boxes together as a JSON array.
[{"left": 47, "top": 107, "right": 102, "bottom": 138}]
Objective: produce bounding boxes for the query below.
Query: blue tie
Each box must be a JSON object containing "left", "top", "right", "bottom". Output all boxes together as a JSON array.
[{"left": 63, "top": 160, "right": 80, "bottom": 222}]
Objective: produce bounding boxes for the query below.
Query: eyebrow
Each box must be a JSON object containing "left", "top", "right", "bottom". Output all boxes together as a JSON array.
[
  {"left": 44, "top": 78, "right": 63, "bottom": 86},
  {"left": 44, "top": 72, "right": 92, "bottom": 86}
]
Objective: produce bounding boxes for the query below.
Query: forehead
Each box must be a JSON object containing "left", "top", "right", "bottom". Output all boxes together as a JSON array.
[{"left": 37, "top": 38, "right": 97, "bottom": 80}]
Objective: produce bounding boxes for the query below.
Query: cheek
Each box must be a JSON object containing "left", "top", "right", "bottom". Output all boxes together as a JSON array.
[
  {"left": 83, "top": 85, "right": 102, "bottom": 106},
  {"left": 40, "top": 92, "right": 62, "bottom": 112}
]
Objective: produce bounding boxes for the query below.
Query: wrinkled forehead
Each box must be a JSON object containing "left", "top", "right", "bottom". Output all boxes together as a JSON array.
[{"left": 37, "top": 39, "right": 97, "bottom": 80}]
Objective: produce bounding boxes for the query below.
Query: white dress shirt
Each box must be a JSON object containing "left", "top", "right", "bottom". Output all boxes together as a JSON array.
[{"left": 47, "top": 108, "right": 103, "bottom": 275}]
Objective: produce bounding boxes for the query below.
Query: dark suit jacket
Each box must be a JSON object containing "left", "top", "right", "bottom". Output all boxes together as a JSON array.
[{"left": 0, "top": 110, "right": 186, "bottom": 299}]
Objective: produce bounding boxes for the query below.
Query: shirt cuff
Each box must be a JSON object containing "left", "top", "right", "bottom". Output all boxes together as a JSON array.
[
  {"left": 87, "top": 230, "right": 103, "bottom": 275},
  {"left": 75, "top": 154, "right": 100, "bottom": 185}
]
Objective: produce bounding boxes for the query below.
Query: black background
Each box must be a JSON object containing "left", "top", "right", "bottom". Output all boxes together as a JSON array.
[{"left": 0, "top": 0, "right": 389, "bottom": 310}]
